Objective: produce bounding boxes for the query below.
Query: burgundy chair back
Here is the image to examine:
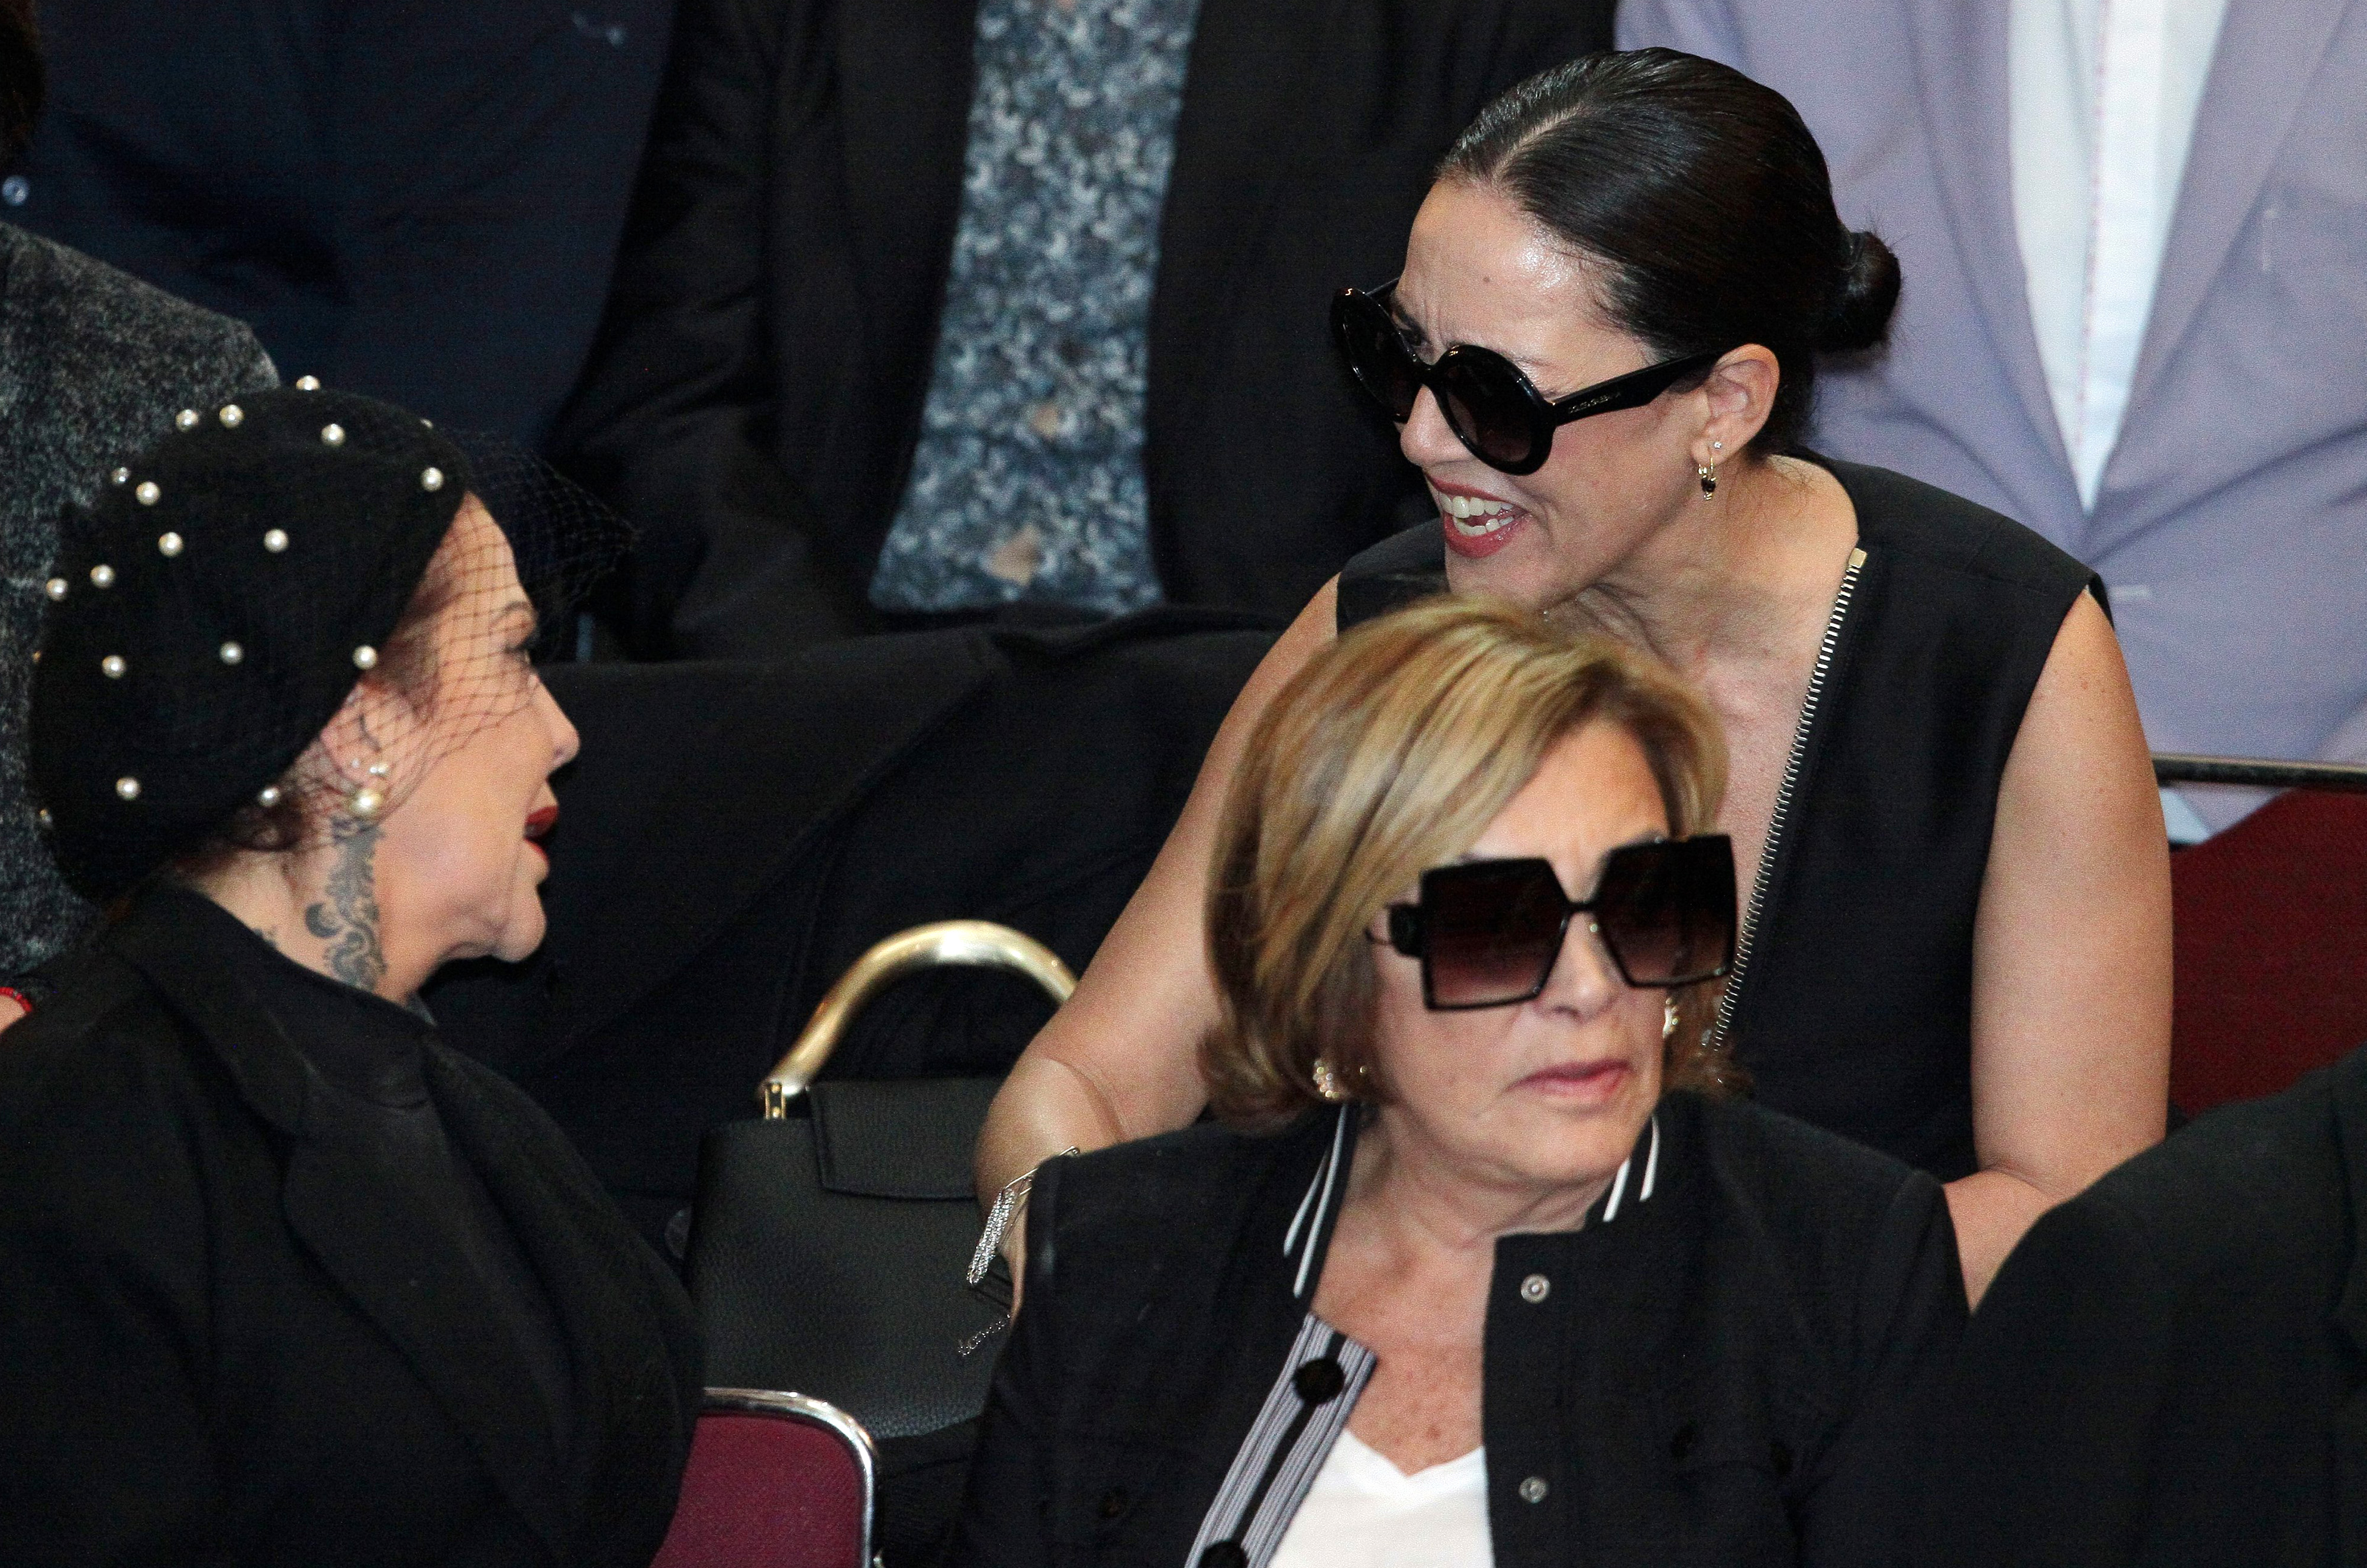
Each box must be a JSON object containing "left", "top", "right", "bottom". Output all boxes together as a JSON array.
[
  {"left": 652, "top": 1389, "right": 876, "bottom": 1568},
  {"left": 2171, "top": 789, "right": 2367, "bottom": 1113}
]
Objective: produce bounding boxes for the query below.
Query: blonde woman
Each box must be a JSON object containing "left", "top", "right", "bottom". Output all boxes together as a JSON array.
[{"left": 949, "top": 599, "right": 1965, "bottom": 1568}]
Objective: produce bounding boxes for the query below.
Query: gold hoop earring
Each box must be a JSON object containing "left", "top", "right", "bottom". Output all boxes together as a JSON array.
[
  {"left": 1697, "top": 463, "right": 1718, "bottom": 499},
  {"left": 1663, "top": 994, "right": 1682, "bottom": 1043}
]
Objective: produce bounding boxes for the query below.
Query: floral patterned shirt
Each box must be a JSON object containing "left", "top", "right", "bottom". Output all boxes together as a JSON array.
[{"left": 868, "top": 0, "right": 1201, "bottom": 614}]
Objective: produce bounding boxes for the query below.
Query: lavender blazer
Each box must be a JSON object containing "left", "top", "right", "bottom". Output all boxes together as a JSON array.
[{"left": 1620, "top": 0, "right": 2367, "bottom": 826}]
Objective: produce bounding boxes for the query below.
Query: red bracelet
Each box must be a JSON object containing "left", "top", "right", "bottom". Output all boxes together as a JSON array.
[{"left": 0, "top": 986, "right": 33, "bottom": 1017}]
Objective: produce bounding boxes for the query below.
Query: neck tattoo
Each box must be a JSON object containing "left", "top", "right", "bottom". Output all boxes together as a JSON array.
[{"left": 303, "top": 821, "right": 388, "bottom": 993}]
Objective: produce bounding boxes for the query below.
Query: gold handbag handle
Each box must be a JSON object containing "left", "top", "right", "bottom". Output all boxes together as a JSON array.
[{"left": 758, "top": 921, "right": 1078, "bottom": 1117}]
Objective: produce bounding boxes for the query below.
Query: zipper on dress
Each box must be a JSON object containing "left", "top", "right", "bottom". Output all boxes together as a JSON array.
[{"left": 1711, "top": 546, "right": 1869, "bottom": 1052}]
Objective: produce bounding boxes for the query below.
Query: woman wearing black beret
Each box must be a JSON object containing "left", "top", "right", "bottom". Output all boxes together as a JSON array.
[{"left": 0, "top": 388, "right": 699, "bottom": 1566}]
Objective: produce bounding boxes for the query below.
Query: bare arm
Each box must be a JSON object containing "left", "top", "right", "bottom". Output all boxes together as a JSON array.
[
  {"left": 1950, "top": 591, "right": 2171, "bottom": 1302},
  {"left": 976, "top": 580, "right": 1343, "bottom": 1206}
]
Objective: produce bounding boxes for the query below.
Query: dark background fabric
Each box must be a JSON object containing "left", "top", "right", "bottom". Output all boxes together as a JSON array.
[
  {"left": 1335, "top": 460, "right": 2098, "bottom": 1182},
  {"left": 952, "top": 1093, "right": 1966, "bottom": 1568},
  {"left": 1911, "top": 1045, "right": 2367, "bottom": 1567},
  {"left": 553, "top": 0, "right": 1615, "bottom": 657},
  {"left": 0, "top": 221, "right": 275, "bottom": 975},
  {"left": 427, "top": 609, "right": 1275, "bottom": 1250},
  {"left": 7, "top": 0, "right": 672, "bottom": 447},
  {"left": 0, "top": 889, "right": 701, "bottom": 1568}
]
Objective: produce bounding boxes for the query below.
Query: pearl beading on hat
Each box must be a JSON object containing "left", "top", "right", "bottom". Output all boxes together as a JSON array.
[
  {"left": 219, "top": 405, "right": 243, "bottom": 428},
  {"left": 101, "top": 655, "right": 125, "bottom": 678},
  {"left": 352, "top": 645, "right": 378, "bottom": 670},
  {"left": 295, "top": 376, "right": 321, "bottom": 391},
  {"left": 115, "top": 778, "right": 140, "bottom": 801},
  {"left": 175, "top": 409, "right": 199, "bottom": 431},
  {"left": 44, "top": 577, "right": 66, "bottom": 600},
  {"left": 322, "top": 423, "right": 346, "bottom": 447},
  {"left": 421, "top": 467, "right": 444, "bottom": 492},
  {"left": 135, "top": 482, "right": 160, "bottom": 506},
  {"left": 89, "top": 564, "right": 115, "bottom": 588},
  {"left": 263, "top": 529, "right": 288, "bottom": 553},
  {"left": 219, "top": 641, "right": 244, "bottom": 665},
  {"left": 158, "top": 532, "right": 183, "bottom": 557}
]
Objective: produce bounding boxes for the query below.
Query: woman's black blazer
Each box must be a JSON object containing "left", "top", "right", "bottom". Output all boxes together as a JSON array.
[
  {"left": 950, "top": 1092, "right": 1966, "bottom": 1568},
  {"left": 0, "top": 892, "right": 702, "bottom": 1567}
]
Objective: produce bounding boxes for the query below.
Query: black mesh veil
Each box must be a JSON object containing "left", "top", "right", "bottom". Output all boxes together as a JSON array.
[{"left": 31, "top": 388, "right": 631, "bottom": 900}]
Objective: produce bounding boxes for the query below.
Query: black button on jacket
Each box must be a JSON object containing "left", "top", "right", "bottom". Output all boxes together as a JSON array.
[{"left": 948, "top": 1093, "right": 1967, "bottom": 1567}]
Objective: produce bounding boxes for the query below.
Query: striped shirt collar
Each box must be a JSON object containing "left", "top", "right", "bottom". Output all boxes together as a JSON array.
[
  {"left": 1283, "top": 1106, "right": 1665, "bottom": 1301},
  {"left": 1210, "top": 1107, "right": 1666, "bottom": 1568}
]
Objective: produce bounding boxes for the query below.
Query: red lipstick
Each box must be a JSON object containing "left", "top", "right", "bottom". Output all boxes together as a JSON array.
[{"left": 524, "top": 805, "right": 558, "bottom": 861}]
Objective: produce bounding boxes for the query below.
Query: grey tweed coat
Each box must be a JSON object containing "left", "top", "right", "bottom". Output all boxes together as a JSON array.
[{"left": 1, "top": 222, "right": 276, "bottom": 976}]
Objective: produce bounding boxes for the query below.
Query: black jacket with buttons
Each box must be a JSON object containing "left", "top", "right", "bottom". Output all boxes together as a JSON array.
[{"left": 947, "top": 1092, "right": 1966, "bottom": 1568}]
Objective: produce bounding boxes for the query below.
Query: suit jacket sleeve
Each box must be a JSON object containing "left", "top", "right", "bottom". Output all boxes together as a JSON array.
[
  {"left": 1801, "top": 1171, "right": 1971, "bottom": 1568},
  {"left": 553, "top": 0, "right": 864, "bottom": 659},
  {"left": 1905, "top": 1193, "right": 2169, "bottom": 1568},
  {"left": 944, "top": 1160, "right": 1070, "bottom": 1568}
]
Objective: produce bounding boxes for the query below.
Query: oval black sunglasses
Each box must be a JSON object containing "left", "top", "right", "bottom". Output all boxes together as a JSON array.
[
  {"left": 1332, "top": 280, "right": 1727, "bottom": 477},
  {"left": 1378, "top": 835, "right": 1736, "bottom": 1011}
]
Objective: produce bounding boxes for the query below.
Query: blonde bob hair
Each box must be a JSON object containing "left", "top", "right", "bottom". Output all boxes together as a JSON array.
[{"left": 1201, "top": 596, "right": 1739, "bottom": 1128}]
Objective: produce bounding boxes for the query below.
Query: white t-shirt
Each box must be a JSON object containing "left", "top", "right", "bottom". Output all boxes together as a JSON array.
[{"left": 1267, "top": 1429, "right": 1493, "bottom": 1568}]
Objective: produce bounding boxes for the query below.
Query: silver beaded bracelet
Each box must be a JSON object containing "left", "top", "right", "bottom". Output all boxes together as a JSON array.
[{"left": 966, "top": 1147, "right": 1078, "bottom": 1289}]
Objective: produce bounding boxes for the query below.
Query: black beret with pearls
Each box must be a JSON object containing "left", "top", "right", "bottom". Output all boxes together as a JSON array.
[{"left": 30, "top": 387, "right": 473, "bottom": 901}]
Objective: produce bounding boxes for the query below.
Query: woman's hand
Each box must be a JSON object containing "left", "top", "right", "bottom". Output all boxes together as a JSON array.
[
  {"left": 973, "top": 580, "right": 1344, "bottom": 1248},
  {"left": 1954, "top": 591, "right": 2172, "bottom": 1302}
]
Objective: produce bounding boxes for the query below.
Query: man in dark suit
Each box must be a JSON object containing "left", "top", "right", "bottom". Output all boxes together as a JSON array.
[
  {"left": 8, "top": 0, "right": 673, "bottom": 445},
  {"left": 556, "top": 0, "right": 1613, "bottom": 658},
  {"left": 1915, "top": 1044, "right": 2367, "bottom": 1566}
]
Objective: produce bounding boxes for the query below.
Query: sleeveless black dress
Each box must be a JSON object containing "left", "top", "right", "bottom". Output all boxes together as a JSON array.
[{"left": 1336, "top": 458, "right": 2098, "bottom": 1180}]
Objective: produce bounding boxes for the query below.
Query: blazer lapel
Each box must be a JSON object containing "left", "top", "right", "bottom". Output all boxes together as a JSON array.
[
  {"left": 1900, "top": 0, "right": 2073, "bottom": 488},
  {"left": 2118, "top": 0, "right": 2350, "bottom": 422},
  {"left": 837, "top": 0, "right": 978, "bottom": 463},
  {"left": 427, "top": 1051, "right": 696, "bottom": 1531},
  {"left": 113, "top": 901, "right": 574, "bottom": 1557},
  {"left": 1146, "top": 0, "right": 1341, "bottom": 460},
  {"left": 278, "top": 1132, "right": 577, "bottom": 1557}
]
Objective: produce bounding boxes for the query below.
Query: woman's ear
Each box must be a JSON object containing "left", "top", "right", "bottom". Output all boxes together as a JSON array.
[
  {"left": 312, "top": 676, "right": 427, "bottom": 800},
  {"left": 1692, "top": 344, "right": 1779, "bottom": 464}
]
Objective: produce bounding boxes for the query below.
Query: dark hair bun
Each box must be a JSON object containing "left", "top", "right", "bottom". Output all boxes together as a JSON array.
[{"left": 1820, "top": 230, "right": 1900, "bottom": 353}]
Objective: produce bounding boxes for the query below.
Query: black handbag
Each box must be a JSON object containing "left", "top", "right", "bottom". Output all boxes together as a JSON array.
[{"left": 682, "top": 922, "right": 1075, "bottom": 1441}]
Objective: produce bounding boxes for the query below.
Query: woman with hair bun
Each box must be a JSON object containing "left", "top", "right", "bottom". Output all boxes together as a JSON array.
[{"left": 982, "top": 49, "right": 2170, "bottom": 1301}]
